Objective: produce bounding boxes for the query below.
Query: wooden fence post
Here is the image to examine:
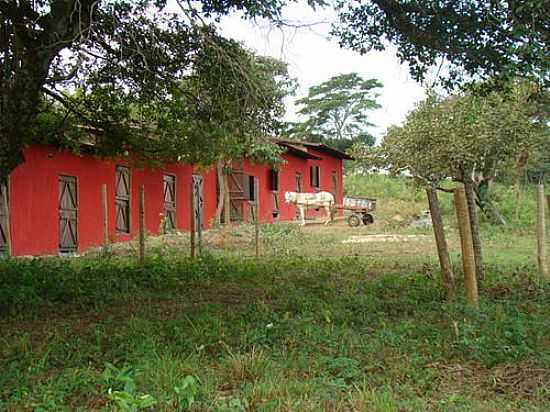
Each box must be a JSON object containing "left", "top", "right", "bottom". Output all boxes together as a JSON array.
[
  {"left": 1, "top": 183, "right": 11, "bottom": 257},
  {"left": 426, "top": 187, "right": 454, "bottom": 300},
  {"left": 101, "top": 184, "right": 109, "bottom": 247},
  {"left": 193, "top": 174, "right": 203, "bottom": 256},
  {"left": 223, "top": 173, "right": 231, "bottom": 225},
  {"left": 138, "top": 185, "right": 145, "bottom": 264},
  {"left": 536, "top": 184, "right": 548, "bottom": 279},
  {"left": 190, "top": 179, "right": 196, "bottom": 258},
  {"left": 254, "top": 177, "right": 260, "bottom": 258},
  {"left": 454, "top": 186, "right": 479, "bottom": 307}
]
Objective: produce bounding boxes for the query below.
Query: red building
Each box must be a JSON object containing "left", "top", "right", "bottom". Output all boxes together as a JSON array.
[{"left": 0, "top": 140, "right": 350, "bottom": 256}]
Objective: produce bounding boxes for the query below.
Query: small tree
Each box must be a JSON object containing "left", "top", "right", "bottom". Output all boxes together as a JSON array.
[
  {"left": 286, "top": 73, "right": 381, "bottom": 152},
  {"left": 353, "top": 81, "right": 549, "bottom": 283}
]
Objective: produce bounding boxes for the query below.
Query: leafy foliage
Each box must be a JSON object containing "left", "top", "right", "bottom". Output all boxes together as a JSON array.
[
  {"left": 286, "top": 73, "right": 381, "bottom": 152},
  {"left": 352, "top": 81, "right": 549, "bottom": 188},
  {"left": 1, "top": 247, "right": 549, "bottom": 409},
  {"left": 333, "top": 0, "right": 549, "bottom": 89},
  {"left": 0, "top": 0, "right": 298, "bottom": 180}
]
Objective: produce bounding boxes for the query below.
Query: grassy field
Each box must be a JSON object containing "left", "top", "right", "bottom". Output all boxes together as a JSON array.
[{"left": 1, "top": 175, "right": 548, "bottom": 411}]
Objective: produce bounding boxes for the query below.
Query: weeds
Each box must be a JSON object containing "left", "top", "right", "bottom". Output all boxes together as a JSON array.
[{"left": 0, "top": 174, "right": 548, "bottom": 410}]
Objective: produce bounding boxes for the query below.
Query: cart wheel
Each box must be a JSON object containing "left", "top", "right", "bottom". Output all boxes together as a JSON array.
[
  {"left": 348, "top": 214, "right": 361, "bottom": 227},
  {"left": 362, "top": 213, "right": 374, "bottom": 225}
]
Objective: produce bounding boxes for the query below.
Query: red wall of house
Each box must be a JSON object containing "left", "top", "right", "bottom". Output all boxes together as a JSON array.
[
  {"left": 238, "top": 151, "right": 344, "bottom": 224},
  {"left": 9, "top": 146, "right": 202, "bottom": 256},
  {"left": 7, "top": 144, "right": 344, "bottom": 256}
]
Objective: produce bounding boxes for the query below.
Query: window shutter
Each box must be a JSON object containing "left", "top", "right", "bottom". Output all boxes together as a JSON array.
[
  {"left": 115, "top": 166, "right": 130, "bottom": 233},
  {"left": 163, "top": 174, "right": 176, "bottom": 231},
  {"left": 316, "top": 167, "right": 320, "bottom": 187},
  {"left": 58, "top": 176, "right": 78, "bottom": 252}
]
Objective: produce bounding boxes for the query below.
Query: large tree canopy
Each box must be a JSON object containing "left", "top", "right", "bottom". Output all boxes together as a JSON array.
[
  {"left": 0, "top": 0, "right": 299, "bottom": 181},
  {"left": 333, "top": 0, "right": 549, "bottom": 89},
  {"left": 286, "top": 72, "right": 381, "bottom": 152}
]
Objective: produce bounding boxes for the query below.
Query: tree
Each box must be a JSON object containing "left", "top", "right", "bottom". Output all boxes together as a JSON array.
[
  {"left": 352, "top": 81, "right": 549, "bottom": 280},
  {"left": 333, "top": 0, "right": 549, "bottom": 89},
  {"left": 26, "top": 35, "right": 295, "bottom": 225},
  {"left": 0, "top": 0, "right": 295, "bottom": 183},
  {"left": 159, "top": 50, "right": 296, "bottom": 224},
  {"left": 286, "top": 73, "right": 381, "bottom": 152}
]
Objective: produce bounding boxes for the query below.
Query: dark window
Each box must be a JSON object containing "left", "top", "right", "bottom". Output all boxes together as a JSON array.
[
  {"left": 115, "top": 166, "right": 130, "bottom": 233},
  {"left": 269, "top": 169, "right": 279, "bottom": 191},
  {"left": 310, "top": 165, "right": 320, "bottom": 188},
  {"left": 248, "top": 176, "right": 256, "bottom": 201},
  {"left": 163, "top": 174, "right": 176, "bottom": 232}
]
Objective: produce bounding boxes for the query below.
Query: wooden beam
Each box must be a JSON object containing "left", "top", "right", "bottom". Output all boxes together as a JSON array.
[
  {"left": 138, "top": 185, "right": 145, "bottom": 264},
  {"left": 1, "top": 181, "right": 12, "bottom": 257},
  {"left": 190, "top": 177, "right": 196, "bottom": 258},
  {"left": 454, "top": 186, "right": 479, "bottom": 307},
  {"left": 426, "top": 187, "right": 454, "bottom": 300},
  {"left": 537, "top": 185, "right": 548, "bottom": 279},
  {"left": 101, "top": 184, "right": 109, "bottom": 247},
  {"left": 254, "top": 177, "right": 260, "bottom": 258}
]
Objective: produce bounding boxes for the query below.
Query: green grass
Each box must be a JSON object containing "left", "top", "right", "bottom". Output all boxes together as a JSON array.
[
  {"left": 1, "top": 174, "right": 548, "bottom": 411},
  {"left": 1, "top": 252, "right": 549, "bottom": 411},
  {"left": 344, "top": 173, "right": 539, "bottom": 231}
]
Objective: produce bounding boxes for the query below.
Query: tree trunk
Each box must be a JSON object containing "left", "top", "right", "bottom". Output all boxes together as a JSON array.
[
  {"left": 426, "top": 187, "right": 455, "bottom": 300},
  {"left": 0, "top": 0, "right": 96, "bottom": 183},
  {"left": 536, "top": 185, "right": 548, "bottom": 279},
  {"left": 454, "top": 186, "right": 479, "bottom": 308},
  {"left": 464, "top": 179, "right": 484, "bottom": 282},
  {"left": 0, "top": 78, "right": 39, "bottom": 183},
  {"left": 477, "top": 180, "right": 507, "bottom": 225},
  {"left": 214, "top": 160, "right": 225, "bottom": 225},
  {"left": 223, "top": 173, "right": 231, "bottom": 225},
  {"left": 514, "top": 150, "right": 529, "bottom": 221}
]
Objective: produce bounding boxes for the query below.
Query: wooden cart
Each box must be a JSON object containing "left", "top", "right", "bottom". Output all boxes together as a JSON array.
[{"left": 336, "top": 196, "right": 377, "bottom": 227}]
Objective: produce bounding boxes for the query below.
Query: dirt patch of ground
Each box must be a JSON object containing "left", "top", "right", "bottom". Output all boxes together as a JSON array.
[{"left": 342, "top": 234, "right": 429, "bottom": 243}]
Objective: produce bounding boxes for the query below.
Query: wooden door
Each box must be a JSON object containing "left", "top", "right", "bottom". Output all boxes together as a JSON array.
[
  {"left": 228, "top": 170, "right": 245, "bottom": 222},
  {"left": 331, "top": 171, "right": 337, "bottom": 198},
  {"left": 163, "top": 174, "right": 176, "bottom": 231},
  {"left": 59, "top": 176, "right": 78, "bottom": 253},
  {"left": 115, "top": 166, "right": 130, "bottom": 233},
  {"left": 295, "top": 172, "right": 303, "bottom": 193},
  {"left": 0, "top": 185, "right": 8, "bottom": 252}
]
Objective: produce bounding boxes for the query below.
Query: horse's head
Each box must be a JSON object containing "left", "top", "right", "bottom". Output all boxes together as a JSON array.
[{"left": 284, "top": 192, "right": 294, "bottom": 204}]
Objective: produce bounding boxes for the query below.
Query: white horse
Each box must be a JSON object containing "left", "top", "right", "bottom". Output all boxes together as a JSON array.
[{"left": 284, "top": 191, "right": 335, "bottom": 226}]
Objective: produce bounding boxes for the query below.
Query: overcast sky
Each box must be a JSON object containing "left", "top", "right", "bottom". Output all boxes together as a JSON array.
[{"left": 216, "top": 3, "right": 427, "bottom": 140}]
